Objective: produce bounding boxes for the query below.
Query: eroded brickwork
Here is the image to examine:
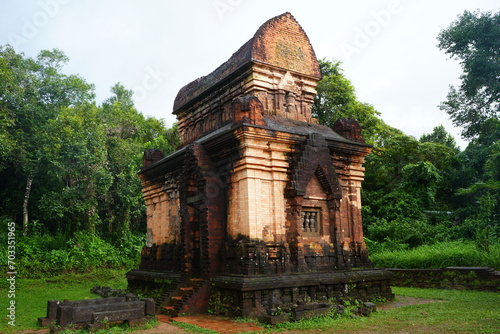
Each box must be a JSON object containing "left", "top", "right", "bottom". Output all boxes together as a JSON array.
[
  {"left": 173, "top": 12, "right": 319, "bottom": 145},
  {"left": 128, "top": 12, "right": 392, "bottom": 317}
]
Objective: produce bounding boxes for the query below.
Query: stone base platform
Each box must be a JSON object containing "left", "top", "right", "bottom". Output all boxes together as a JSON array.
[
  {"left": 126, "top": 268, "right": 393, "bottom": 318},
  {"left": 211, "top": 268, "right": 394, "bottom": 317}
]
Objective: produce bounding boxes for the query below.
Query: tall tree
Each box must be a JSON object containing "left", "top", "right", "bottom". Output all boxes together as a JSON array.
[
  {"left": 99, "top": 83, "right": 147, "bottom": 235},
  {"left": 99, "top": 83, "right": 180, "bottom": 236},
  {"left": 0, "top": 54, "right": 16, "bottom": 171},
  {"left": 312, "top": 59, "right": 396, "bottom": 146},
  {"left": 39, "top": 104, "right": 112, "bottom": 233},
  {"left": 454, "top": 118, "right": 500, "bottom": 235},
  {"left": 437, "top": 10, "right": 500, "bottom": 138},
  {"left": 1, "top": 45, "right": 182, "bottom": 239},
  {"left": 420, "top": 125, "right": 460, "bottom": 151},
  {"left": 0, "top": 45, "right": 94, "bottom": 234}
]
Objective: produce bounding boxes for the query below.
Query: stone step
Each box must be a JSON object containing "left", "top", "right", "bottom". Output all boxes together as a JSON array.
[
  {"left": 155, "top": 292, "right": 170, "bottom": 303},
  {"left": 156, "top": 279, "right": 207, "bottom": 316}
]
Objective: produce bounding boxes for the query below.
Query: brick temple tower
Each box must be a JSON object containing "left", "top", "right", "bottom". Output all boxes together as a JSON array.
[{"left": 127, "top": 12, "right": 393, "bottom": 318}]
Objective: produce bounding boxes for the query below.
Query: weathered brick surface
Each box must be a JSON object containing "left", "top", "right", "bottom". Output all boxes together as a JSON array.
[
  {"left": 332, "top": 118, "right": 366, "bottom": 144},
  {"left": 173, "top": 13, "right": 320, "bottom": 145},
  {"left": 130, "top": 12, "right": 391, "bottom": 317},
  {"left": 212, "top": 270, "right": 394, "bottom": 317},
  {"left": 251, "top": 12, "right": 320, "bottom": 78}
]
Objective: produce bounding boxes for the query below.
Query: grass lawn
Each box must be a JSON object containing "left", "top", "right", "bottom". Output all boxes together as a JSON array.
[
  {"left": 369, "top": 241, "right": 500, "bottom": 269},
  {"left": 1, "top": 269, "right": 499, "bottom": 333},
  {"left": 0, "top": 268, "right": 128, "bottom": 333},
  {"left": 272, "top": 287, "right": 500, "bottom": 333}
]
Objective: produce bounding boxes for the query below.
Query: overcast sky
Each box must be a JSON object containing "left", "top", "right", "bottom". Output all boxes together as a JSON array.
[{"left": 1, "top": 0, "right": 498, "bottom": 149}]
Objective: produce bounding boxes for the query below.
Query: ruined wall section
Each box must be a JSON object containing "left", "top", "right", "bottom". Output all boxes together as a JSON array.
[
  {"left": 175, "top": 63, "right": 319, "bottom": 146},
  {"left": 139, "top": 166, "right": 184, "bottom": 273},
  {"left": 223, "top": 127, "right": 372, "bottom": 273},
  {"left": 227, "top": 126, "right": 292, "bottom": 242},
  {"left": 330, "top": 143, "right": 372, "bottom": 268},
  {"left": 246, "top": 64, "right": 318, "bottom": 124},
  {"left": 175, "top": 67, "right": 253, "bottom": 145},
  {"left": 174, "top": 12, "right": 320, "bottom": 146},
  {"left": 140, "top": 171, "right": 181, "bottom": 246},
  {"left": 250, "top": 12, "right": 320, "bottom": 78},
  {"left": 248, "top": 10, "right": 320, "bottom": 123},
  {"left": 179, "top": 143, "right": 227, "bottom": 278},
  {"left": 283, "top": 133, "right": 343, "bottom": 272}
]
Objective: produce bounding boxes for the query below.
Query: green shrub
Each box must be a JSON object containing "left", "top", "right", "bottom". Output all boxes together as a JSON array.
[
  {"left": 112, "top": 231, "right": 145, "bottom": 262},
  {"left": 0, "top": 218, "right": 144, "bottom": 278},
  {"left": 68, "top": 231, "right": 122, "bottom": 268},
  {"left": 366, "top": 217, "right": 451, "bottom": 248},
  {"left": 370, "top": 241, "right": 500, "bottom": 269}
]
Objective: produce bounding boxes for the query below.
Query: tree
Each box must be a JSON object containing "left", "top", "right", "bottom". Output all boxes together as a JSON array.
[
  {"left": 0, "top": 45, "right": 95, "bottom": 234},
  {"left": 98, "top": 83, "right": 180, "bottom": 236},
  {"left": 313, "top": 59, "right": 357, "bottom": 123},
  {"left": 99, "top": 83, "right": 148, "bottom": 236},
  {"left": 39, "top": 104, "right": 112, "bottom": 233},
  {"left": 437, "top": 10, "right": 500, "bottom": 138},
  {"left": 312, "top": 59, "right": 394, "bottom": 146},
  {"left": 0, "top": 44, "right": 181, "bottom": 238},
  {"left": 365, "top": 161, "right": 444, "bottom": 248},
  {"left": 453, "top": 119, "right": 500, "bottom": 237},
  {"left": 400, "top": 162, "right": 441, "bottom": 208},
  {"left": 142, "top": 119, "right": 181, "bottom": 156},
  {"left": 420, "top": 125, "right": 459, "bottom": 151},
  {"left": 0, "top": 55, "right": 16, "bottom": 171}
]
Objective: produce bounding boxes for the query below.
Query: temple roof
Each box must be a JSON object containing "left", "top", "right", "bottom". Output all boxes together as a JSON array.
[{"left": 173, "top": 12, "right": 321, "bottom": 113}]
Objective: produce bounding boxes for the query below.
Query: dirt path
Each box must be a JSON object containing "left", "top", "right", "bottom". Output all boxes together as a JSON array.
[
  {"left": 130, "top": 321, "right": 188, "bottom": 333},
  {"left": 14, "top": 321, "right": 186, "bottom": 334}
]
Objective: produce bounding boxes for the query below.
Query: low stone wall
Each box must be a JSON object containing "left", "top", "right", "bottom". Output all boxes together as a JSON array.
[
  {"left": 388, "top": 267, "right": 500, "bottom": 291},
  {"left": 38, "top": 294, "right": 155, "bottom": 333}
]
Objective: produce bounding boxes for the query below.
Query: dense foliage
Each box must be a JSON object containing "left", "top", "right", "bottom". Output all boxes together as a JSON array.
[
  {"left": 0, "top": 45, "right": 180, "bottom": 275},
  {"left": 314, "top": 30, "right": 498, "bottom": 252},
  {"left": 437, "top": 10, "right": 499, "bottom": 139}
]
